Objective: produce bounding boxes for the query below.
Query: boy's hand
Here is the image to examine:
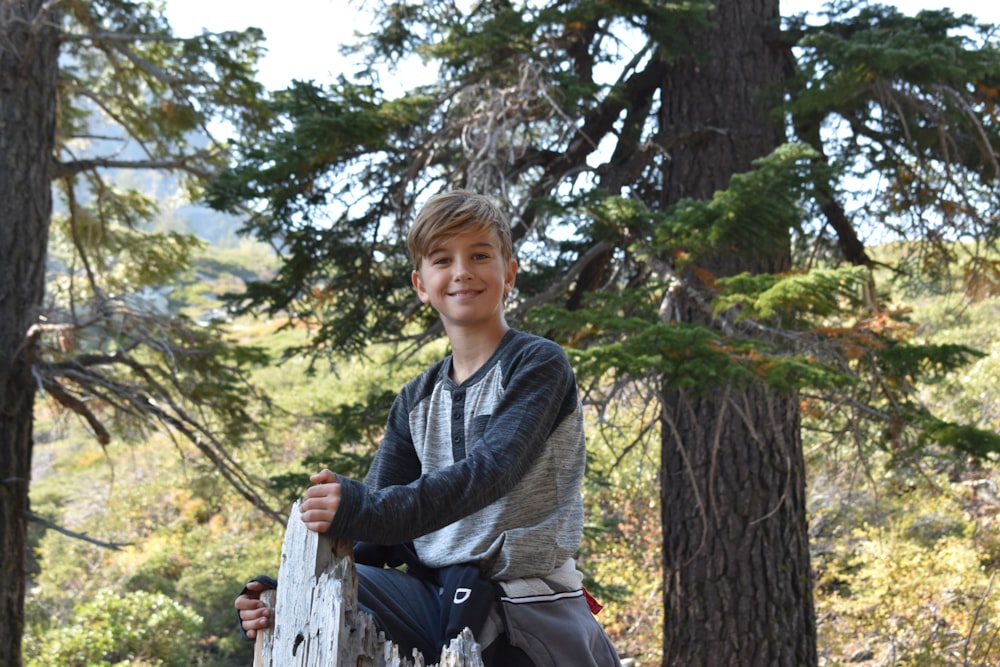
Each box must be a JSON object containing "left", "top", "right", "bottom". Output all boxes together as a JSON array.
[
  {"left": 235, "top": 580, "right": 272, "bottom": 639},
  {"left": 300, "top": 469, "right": 341, "bottom": 533}
]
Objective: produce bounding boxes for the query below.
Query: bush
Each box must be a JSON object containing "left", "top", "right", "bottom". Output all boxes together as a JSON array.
[
  {"left": 27, "top": 589, "right": 206, "bottom": 667},
  {"left": 815, "top": 486, "right": 1000, "bottom": 666}
]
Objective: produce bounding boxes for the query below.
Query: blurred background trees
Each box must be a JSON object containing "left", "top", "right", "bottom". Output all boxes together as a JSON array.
[
  {"left": 2, "top": 1, "right": 276, "bottom": 663},
  {"left": 3, "top": 0, "right": 999, "bottom": 665}
]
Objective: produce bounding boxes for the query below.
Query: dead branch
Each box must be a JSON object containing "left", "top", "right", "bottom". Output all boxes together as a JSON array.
[
  {"left": 40, "top": 376, "right": 111, "bottom": 445},
  {"left": 24, "top": 510, "right": 132, "bottom": 550}
]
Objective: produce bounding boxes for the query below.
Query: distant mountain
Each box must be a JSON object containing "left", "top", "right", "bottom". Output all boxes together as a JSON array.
[{"left": 170, "top": 203, "right": 248, "bottom": 248}]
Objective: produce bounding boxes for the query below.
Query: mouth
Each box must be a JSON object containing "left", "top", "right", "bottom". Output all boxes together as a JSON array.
[{"left": 448, "top": 289, "right": 483, "bottom": 299}]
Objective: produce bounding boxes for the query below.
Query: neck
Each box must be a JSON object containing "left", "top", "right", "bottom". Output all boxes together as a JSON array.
[{"left": 447, "top": 321, "right": 510, "bottom": 384}]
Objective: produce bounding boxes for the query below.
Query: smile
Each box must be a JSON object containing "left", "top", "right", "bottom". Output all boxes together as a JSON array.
[{"left": 448, "top": 289, "right": 483, "bottom": 298}]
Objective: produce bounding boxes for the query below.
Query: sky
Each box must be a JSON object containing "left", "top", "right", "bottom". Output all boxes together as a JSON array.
[
  {"left": 164, "top": 0, "right": 369, "bottom": 90},
  {"left": 163, "top": 0, "right": 1000, "bottom": 93}
]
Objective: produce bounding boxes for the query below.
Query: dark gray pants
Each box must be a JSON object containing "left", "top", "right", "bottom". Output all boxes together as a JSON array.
[{"left": 356, "top": 563, "right": 534, "bottom": 666}]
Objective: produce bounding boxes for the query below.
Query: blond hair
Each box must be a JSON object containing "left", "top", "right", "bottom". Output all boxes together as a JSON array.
[{"left": 407, "top": 191, "right": 513, "bottom": 269}]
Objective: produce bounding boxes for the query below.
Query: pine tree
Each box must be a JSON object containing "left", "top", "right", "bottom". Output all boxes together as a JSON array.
[
  {"left": 207, "top": 1, "right": 1000, "bottom": 663},
  {"left": 1, "top": 2, "right": 273, "bottom": 663}
]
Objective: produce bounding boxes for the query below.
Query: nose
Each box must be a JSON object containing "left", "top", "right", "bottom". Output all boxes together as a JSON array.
[{"left": 452, "top": 259, "right": 472, "bottom": 280}]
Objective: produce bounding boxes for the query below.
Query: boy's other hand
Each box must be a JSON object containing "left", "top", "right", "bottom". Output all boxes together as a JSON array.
[
  {"left": 235, "top": 580, "right": 272, "bottom": 639},
  {"left": 301, "top": 469, "right": 341, "bottom": 533}
]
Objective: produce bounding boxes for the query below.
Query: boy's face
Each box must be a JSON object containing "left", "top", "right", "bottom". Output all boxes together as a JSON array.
[{"left": 411, "top": 228, "right": 517, "bottom": 331}]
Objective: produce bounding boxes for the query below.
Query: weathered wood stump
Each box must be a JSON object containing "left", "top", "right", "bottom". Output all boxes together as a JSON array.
[{"left": 253, "top": 500, "right": 484, "bottom": 667}]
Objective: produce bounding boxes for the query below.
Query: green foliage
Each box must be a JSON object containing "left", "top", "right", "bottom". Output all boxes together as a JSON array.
[
  {"left": 426, "top": 3, "right": 536, "bottom": 74},
  {"left": 786, "top": 2, "right": 1000, "bottom": 274},
  {"left": 918, "top": 419, "right": 1000, "bottom": 458},
  {"left": 47, "top": 0, "right": 264, "bottom": 357},
  {"left": 877, "top": 339, "right": 982, "bottom": 383},
  {"left": 267, "top": 389, "right": 395, "bottom": 503},
  {"left": 263, "top": 340, "right": 443, "bottom": 500},
  {"left": 207, "top": 79, "right": 432, "bottom": 220},
  {"left": 801, "top": 252, "right": 1000, "bottom": 662},
  {"left": 530, "top": 146, "right": 874, "bottom": 397},
  {"left": 51, "top": 206, "right": 206, "bottom": 296},
  {"left": 203, "top": 76, "right": 439, "bottom": 356},
  {"left": 361, "top": 0, "right": 712, "bottom": 88},
  {"left": 60, "top": 0, "right": 267, "bottom": 155},
  {"left": 716, "top": 266, "right": 872, "bottom": 324},
  {"left": 26, "top": 416, "right": 284, "bottom": 665},
  {"left": 568, "top": 319, "right": 756, "bottom": 389},
  {"left": 26, "top": 590, "right": 206, "bottom": 667},
  {"left": 911, "top": 296, "right": 1000, "bottom": 452},
  {"left": 25, "top": 0, "right": 284, "bottom": 541},
  {"left": 653, "top": 143, "right": 821, "bottom": 263}
]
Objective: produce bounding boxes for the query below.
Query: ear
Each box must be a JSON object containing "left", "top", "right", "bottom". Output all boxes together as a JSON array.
[
  {"left": 412, "top": 269, "right": 431, "bottom": 304},
  {"left": 504, "top": 258, "right": 518, "bottom": 295}
]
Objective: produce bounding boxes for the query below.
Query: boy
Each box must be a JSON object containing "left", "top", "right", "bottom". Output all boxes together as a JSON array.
[{"left": 236, "top": 190, "right": 621, "bottom": 666}]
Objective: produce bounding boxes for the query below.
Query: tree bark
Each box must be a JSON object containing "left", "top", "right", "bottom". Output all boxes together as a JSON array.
[
  {"left": 0, "top": 1, "right": 61, "bottom": 664},
  {"left": 657, "top": 0, "right": 817, "bottom": 664}
]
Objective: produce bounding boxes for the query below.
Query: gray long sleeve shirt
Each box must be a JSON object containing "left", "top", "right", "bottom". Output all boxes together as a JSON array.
[{"left": 326, "top": 329, "right": 586, "bottom": 581}]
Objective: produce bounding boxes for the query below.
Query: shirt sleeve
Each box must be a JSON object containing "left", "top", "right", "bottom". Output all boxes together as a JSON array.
[{"left": 325, "top": 337, "right": 578, "bottom": 545}]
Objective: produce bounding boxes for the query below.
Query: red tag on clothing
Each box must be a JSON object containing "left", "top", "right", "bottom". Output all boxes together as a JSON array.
[{"left": 583, "top": 587, "right": 603, "bottom": 614}]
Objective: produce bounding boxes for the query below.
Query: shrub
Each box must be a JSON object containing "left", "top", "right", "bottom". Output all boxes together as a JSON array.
[
  {"left": 815, "top": 490, "right": 1000, "bottom": 666},
  {"left": 27, "top": 589, "right": 206, "bottom": 667}
]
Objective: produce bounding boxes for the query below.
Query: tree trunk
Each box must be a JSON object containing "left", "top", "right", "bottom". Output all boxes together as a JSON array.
[
  {"left": 657, "top": 0, "right": 817, "bottom": 664},
  {"left": 0, "top": 1, "right": 60, "bottom": 664}
]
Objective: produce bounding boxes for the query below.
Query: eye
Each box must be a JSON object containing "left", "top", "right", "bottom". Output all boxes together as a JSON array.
[{"left": 431, "top": 256, "right": 451, "bottom": 266}]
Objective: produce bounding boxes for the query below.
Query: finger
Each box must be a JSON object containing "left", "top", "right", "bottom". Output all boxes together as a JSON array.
[
  {"left": 302, "top": 485, "right": 326, "bottom": 501},
  {"left": 303, "top": 490, "right": 337, "bottom": 507},
  {"left": 305, "top": 497, "right": 338, "bottom": 514},
  {"left": 243, "top": 614, "right": 271, "bottom": 637},
  {"left": 238, "top": 606, "right": 268, "bottom": 621},
  {"left": 300, "top": 507, "right": 332, "bottom": 526},
  {"left": 299, "top": 497, "right": 327, "bottom": 518},
  {"left": 302, "top": 513, "right": 332, "bottom": 531},
  {"left": 310, "top": 469, "right": 337, "bottom": 484},
  {"left": 235, "top": 596, "right": 262, "bottom": 610},
  {"left": 244, "top": 580, "right": 266, "bottom": 593},
  {"left": 304, "top": 522, "right": 331, "bottom": 533},
  {"left": 236, "top": 600, "right": 267, "bottom": 621}
]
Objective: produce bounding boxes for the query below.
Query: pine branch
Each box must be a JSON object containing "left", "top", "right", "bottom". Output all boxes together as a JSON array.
[
  {"left": 54, "top": 155, "right": 213, "bottom": 179},
  {"left": 58, "top": 80, "right": 161, "bottom": 161},
  {"left": 61, "top": 29, "right": 245, "bottom": 44}
]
